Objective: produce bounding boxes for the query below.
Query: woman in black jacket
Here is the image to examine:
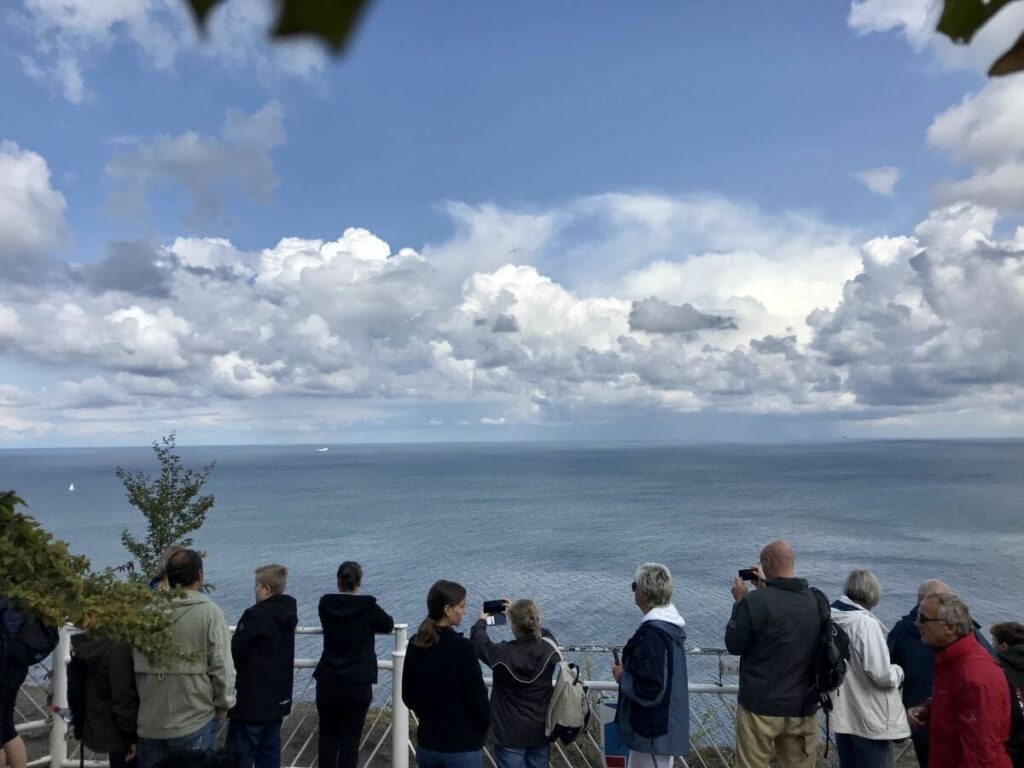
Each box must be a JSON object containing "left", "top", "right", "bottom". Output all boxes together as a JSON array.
[
  {"left": 314, "top": 561, "right": 395, "bottom": 768},
  {"left": 470, "top": 599, "right": 558, "bottom": 768},
  {"left": 402, "top": 580, "right": 490, "bottom": 768}
]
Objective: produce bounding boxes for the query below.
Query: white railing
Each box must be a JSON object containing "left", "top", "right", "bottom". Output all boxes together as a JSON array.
[{"left": 18, "top": 625, "right": 744, "bottom": 768}]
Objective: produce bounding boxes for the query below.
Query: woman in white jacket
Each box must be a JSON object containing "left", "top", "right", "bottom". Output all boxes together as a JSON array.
[{"left": 828, "top": 569, "right": 910, "bottom": 768}]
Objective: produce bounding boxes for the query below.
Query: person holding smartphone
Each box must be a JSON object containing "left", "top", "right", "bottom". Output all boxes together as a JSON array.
[
  {"left": 611, "top": 563, "right": 690, "bottom": 768},
  {"left": 470, "top": 599, "right": 559, "bottom": 768}
]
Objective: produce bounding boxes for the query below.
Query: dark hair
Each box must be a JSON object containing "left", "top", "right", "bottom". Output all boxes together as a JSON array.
[
  {"left": 411, "top": 580, "right": 466, "bottom": 649},
  {"left": 991, "top": 621, "right": 1024, "bottom": 647},
  {"left": 337, "top": 561, "right": 363, "bottom": 592},
  {"left": 166, "top": 549, "right": 203, "bottom": 588}
]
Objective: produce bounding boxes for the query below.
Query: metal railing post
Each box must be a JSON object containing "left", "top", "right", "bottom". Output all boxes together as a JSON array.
[
  {"left": 390, "top": 649, "right": 409, "bottom": 768},
  {"left": 50, "top": 626, "right": 71, "bottom": 768},
  {"left": 394, "top": 623, "right": 408, "bottom": 651}
]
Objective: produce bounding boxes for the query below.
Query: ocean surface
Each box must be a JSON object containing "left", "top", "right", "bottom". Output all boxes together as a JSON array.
[{"left": 2, "top": 440, "right": 1022, "bottom": 684}]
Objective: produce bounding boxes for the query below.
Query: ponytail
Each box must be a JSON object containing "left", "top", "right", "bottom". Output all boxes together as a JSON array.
[{"left": 411, "top": 579, "right": 467, "bottom": 649}]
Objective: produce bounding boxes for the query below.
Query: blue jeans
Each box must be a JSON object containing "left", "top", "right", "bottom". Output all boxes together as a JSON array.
[
  {"left": 226, "top": 719, "right": 282, "bottom": 768},
  {"left": 835, "top": 733, "right": 894, "bottom": 768},
  {"left": 494, "top": 744, "right": 550, "bottom": 768},
  {"left": 137, "top": 719, "right": 218, "bottom": 768},
  {"left": 415, "top": 745, "right": 482, "bottom": 768}
]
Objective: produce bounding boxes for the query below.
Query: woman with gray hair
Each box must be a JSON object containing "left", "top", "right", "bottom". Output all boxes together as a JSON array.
[
  {"left": 470, "top": 599, "right": 559, "bottom": 768},
  {"left": 611, "top": 563, "right": 689, "bottom": 768},
  {"left": 828, "top": 569, "right": 909, "bottom": 767}
]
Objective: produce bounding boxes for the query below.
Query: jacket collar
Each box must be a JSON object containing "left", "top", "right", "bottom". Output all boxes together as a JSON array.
[
  {"left": 642, "top": 603, "right": 685, "bottom": 627},
  {"left": 832, "top": 595, "right": 870, "bottom": 613},
  {"left": 935, "top": 632, "right": 980, "bottom": 668}
]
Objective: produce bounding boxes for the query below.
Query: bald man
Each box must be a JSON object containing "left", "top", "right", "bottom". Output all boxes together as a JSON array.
[
  {"left": 887, "top": 579, "right": 998, "bottom": 768},
  {"left": 725, "top": 540, "right": 823, "bottom": 768}
]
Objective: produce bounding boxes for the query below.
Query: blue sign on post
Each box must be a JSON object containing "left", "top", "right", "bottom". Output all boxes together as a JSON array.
[{"left": 599, "top": 700, "right": 628, "bottom": 768}]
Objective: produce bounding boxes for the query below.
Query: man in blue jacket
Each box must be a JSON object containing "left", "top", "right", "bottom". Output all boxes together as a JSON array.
[{"left": 612, "top": 562, "right": 689, "bottom": 768}]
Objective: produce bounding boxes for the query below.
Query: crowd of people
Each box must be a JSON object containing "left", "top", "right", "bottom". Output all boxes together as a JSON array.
[{"left": 1, "top": 540, "right": 1022, "bottom": 768}]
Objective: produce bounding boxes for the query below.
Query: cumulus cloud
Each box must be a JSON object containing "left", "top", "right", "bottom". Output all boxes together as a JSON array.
[
  {"left": 106, "top": 101, "right": 285, "bottom": 227},
  {"left": 76, "top": 240, "right": 173, "bottom": 296},
  {"left": 0, "top": 192, "right": 1020, "bottom": 438},
  {"left": 848, "top": 0, "right": 1024, "bottom": 73},
  {"left": 14, "top": 0, "right": 324, "bottom": 104},
  {"left": 0, "top": 140, "right": 68, "bottom": 283},
  {"left": 628, "top": 297, "right": 737, "bottom": 334},
  {"left": 927, "top": 78, "right": 1024, "bottom": 212},
  {"left": 851, "top": 166, "right": 901, "bottom": 196}
]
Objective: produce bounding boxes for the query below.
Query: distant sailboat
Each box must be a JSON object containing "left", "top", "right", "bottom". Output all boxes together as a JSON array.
[
  {"left": 316, "top": 447, "right": 329, "bottom": 452},
  {"left": 68, "top": 483, "right": 75, "bottom": 492}
]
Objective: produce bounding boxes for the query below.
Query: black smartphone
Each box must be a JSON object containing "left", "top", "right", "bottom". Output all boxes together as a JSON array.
[
  {"left": 483, "top": 599, "right": 506, "bottom": 614},
  {"left": 738, "top": 568, "right": 759, "bottom": 581}
]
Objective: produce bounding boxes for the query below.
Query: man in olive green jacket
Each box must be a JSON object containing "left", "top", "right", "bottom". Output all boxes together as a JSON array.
[{"left": 134, "top": 550, "right": 235, "bottom": 768}]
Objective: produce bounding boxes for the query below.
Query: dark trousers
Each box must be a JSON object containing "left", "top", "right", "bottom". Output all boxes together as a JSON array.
[
  {"left": 226, "top": 719, "right": 283, "bottom": 768},
  {"left": 834, "top": 733, "right": 894, "bottom": 768},
  {"left": 108, "top": 750, "right": 137, "bottom": 768},
  {"left": 909, "top": 725, "right": 929, "bottom": 768},
  {"left": 317, "top": 683, "right": 372, "bottom": 768}
]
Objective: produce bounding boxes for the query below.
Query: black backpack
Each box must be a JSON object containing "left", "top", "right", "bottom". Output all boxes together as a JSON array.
[
  {"left": 809, "top": 588, "right": 851, "bottom": 756},
  {"left": 0, "top": 600, "right": 60, "bottom": 668}
]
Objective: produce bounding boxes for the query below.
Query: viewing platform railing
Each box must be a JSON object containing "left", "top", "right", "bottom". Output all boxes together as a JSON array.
[{"left": 14, "top": 625, "right": 751, "bottom": 768}]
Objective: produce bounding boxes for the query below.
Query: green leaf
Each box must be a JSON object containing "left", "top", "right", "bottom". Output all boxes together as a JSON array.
[
  {"left": 184, "top": 0, "right": 226, "bottom": 31},
  {"left": 936, "top": 0, "right": 1020, "bottom": 44},
  {"left": 989, "top": 30, "right": 1024, "bottom": 75},
  {"left": 271, "top": 0, "right": 372, "bottom": 52}
]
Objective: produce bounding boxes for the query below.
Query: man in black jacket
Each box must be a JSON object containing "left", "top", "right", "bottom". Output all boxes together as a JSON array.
[
  {"left": 725, "top": 540, "right": 821, "bottom": 768},
  {"left": 226, "top": 564, "right": 297, "bottom": 768}
]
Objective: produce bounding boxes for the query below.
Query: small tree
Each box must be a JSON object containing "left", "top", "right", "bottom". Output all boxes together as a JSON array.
[
  {"left": 118, "top": 432, "right": 216, "bottom": 581},
  {"left": 0, "top": 491, "right": 177, "bottom": 660}
]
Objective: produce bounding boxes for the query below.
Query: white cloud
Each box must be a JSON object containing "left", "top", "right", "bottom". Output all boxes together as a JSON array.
[
  {"left": 927, "top": 78, "right": 1024, "bottom": 211},
  {"left": 106, "top": 101, "right": 285, "bottom": 227},
  {"left": 0, "top": 192, "right": 1020, "bottom": 438},
  {"left": 851, "top": 166, "right": 901, "bottom": 196},
  {"left": 0, "top": 141, "right": 68, "bottom": 282},
  {"left": 480, "top": 417, "right": 507, "bottom": 425},
  {"left": 15, "top": 0, "right": 324, "bottom": 104}
]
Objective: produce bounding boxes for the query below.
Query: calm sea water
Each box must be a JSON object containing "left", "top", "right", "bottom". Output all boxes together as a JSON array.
[{"left": 2, "top": 440, "right": 1022, "bottom": 682}]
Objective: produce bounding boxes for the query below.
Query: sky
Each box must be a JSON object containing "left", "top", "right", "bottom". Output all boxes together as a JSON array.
[{"left": 1, "top": 0, "right": 1023, "bottom": 447}]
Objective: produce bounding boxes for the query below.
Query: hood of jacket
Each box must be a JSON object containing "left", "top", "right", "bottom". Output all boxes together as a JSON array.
[
  {"left": 642, "top": 603, "right": 686, "bottom": 630},
  {"left": 830, "top": 594, "right": 877, "bottom": 629},
  {"left": 71, "top": 633, "right": 117, "bottom": 664},
  {"left": 998, "top": 643, "right": 1024, "bottom": 688},
  {"left": 493, "top": 635, "right": 559, "bottom": 683},
  {"left": 258, "top": 593, "right": 298, "bottom": 630},
  {"left": 319, "top": 593, "right": 380, "bottom": 621}
]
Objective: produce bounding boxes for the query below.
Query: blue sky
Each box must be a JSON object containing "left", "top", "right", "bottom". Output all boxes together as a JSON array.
[{"left": 1, "top": 0, "right": 1023, "bottom": 446}]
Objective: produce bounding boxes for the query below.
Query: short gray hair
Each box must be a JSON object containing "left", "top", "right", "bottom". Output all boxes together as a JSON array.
[
  {"left": 634, "top": 562, "right": 672, "bottom": 607},
  {"left": 924, "top": 592, "right": 973, "bottom": 638},
  {"left": 844, "top": 569, "right": 881, "bottom": 610}
]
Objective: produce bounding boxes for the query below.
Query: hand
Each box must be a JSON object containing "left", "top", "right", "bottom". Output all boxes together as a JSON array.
[
  {"left": 731, "top": 575, "right": 749, "bottom": 602},
  {"left": 611, "top": 662, "right": 624, "bottom": 683},
  {"left": 907, "top": 706, "right": 927, "bottom": 728},
  {"left": 125, "top": 746, "right": 136, "bottom": 762},
  {"left": 751, "top": 564, "right": 767, "bottom": 588},
  {"left": 479, "top": 609, "right": 489, "bottom": 622}
]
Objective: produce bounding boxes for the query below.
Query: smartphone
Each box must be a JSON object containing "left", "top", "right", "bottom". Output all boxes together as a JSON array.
[
  {"left": 483, "top": 599, "right": 506, "bottom": 614},
  {"left": 738, "top": 568, "right": 759, "bottom": 582}
]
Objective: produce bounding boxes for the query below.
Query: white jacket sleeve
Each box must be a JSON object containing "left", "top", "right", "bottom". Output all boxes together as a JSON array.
[{"left": 858, "top": 616, "right": 904, "bottom": 690}]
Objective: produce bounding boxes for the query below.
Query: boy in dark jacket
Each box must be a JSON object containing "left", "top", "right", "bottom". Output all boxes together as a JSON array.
[
  {"left": 69, "top": 634, "right": 139, "bottom": 768},
  {"left": 226, "top": 564, "right": 297, "bottom": 768}
]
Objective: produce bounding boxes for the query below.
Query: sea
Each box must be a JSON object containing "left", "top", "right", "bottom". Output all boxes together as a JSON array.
[{"left": 2, "top": 440, "right": 1022, "bottom": 685}]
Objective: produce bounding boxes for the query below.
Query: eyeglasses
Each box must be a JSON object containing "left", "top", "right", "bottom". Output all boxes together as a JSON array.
[
  {"left": 916, "top": 614, "right": 946, "bottom": 625},
  {"left": 631, "top": 581, "right": 637, "bottom": 592}
]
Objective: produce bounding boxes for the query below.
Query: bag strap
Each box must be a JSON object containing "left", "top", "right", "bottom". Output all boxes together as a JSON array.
[{"left": 541, "top": 636, "right": 563, "bottom": 661}]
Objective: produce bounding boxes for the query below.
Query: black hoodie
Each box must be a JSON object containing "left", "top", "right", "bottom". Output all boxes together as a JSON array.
[
  {"left": 314, "top": 593, "right": 395, "bottom": 686},
  {"left": 999, "top": 643, "right": 1024, "bottom": 690},
  {"left": 229, "top": 593, "right": 298, "bottom": 722},
  {"left": 69, "top": 634, "right": 138, "bottom": 752}
]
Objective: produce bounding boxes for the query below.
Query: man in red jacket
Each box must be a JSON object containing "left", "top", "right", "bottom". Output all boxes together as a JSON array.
[{"left": 907, "top": 592, "right": 1011, "bottom": 768}]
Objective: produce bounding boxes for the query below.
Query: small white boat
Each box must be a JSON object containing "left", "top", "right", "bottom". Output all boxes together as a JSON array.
[
  {"left": 316, "top": 447, "right": 329, "bottom": 452},
  {"left": 68, "top": 483, "right": 75, "bottom": 492}
]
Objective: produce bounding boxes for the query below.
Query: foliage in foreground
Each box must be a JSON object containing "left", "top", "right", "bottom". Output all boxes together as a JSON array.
[{"left": 0, "top": 491, "right": 177, "bottom": 661}]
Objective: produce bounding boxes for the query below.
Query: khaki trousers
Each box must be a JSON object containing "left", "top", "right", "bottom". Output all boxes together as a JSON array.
[{"left": 734, "top": 705, "right": 819, "bottom": 768}]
